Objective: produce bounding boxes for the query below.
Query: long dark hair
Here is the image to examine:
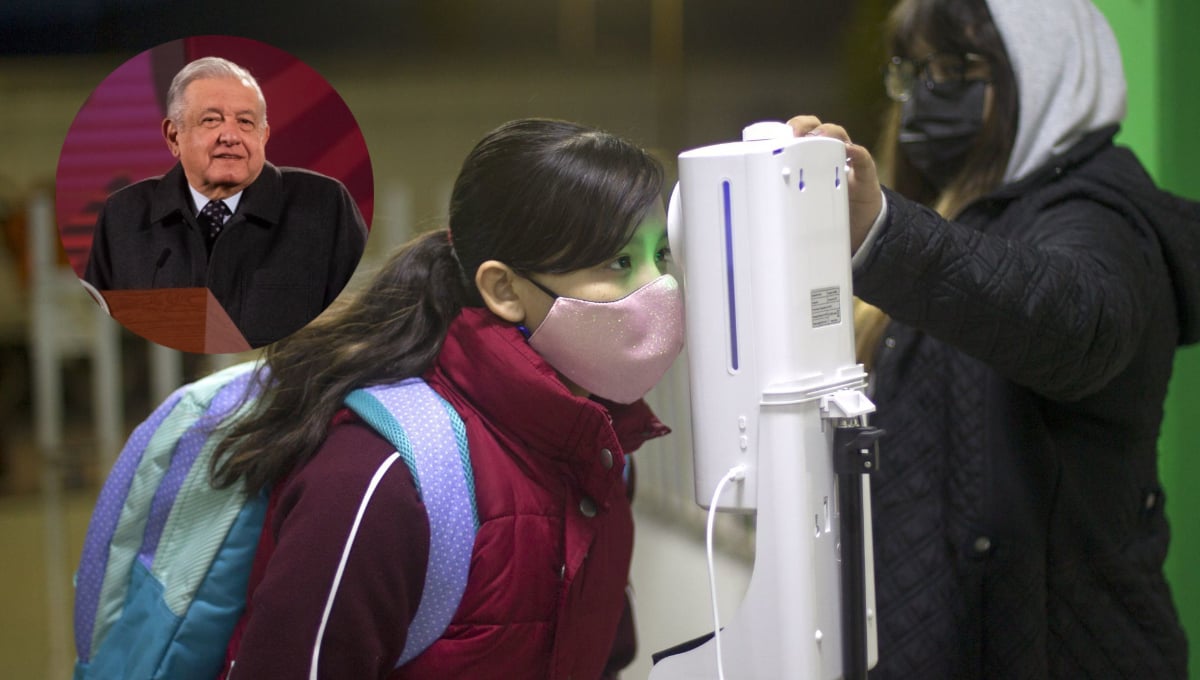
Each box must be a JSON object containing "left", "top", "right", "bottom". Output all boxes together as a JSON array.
[
  {"left": 858, "top": 0, "right": 1020, "bottom": 368},
  {"left": 211, "top": 118, "right": 664, "bottom": 494},
  {"left": 876, "top": 0, "right": 1018, "bottom": 217}
]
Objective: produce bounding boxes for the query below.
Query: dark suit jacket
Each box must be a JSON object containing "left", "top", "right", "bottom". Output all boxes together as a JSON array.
[{"left": 84, "top": 162, "right": 368, "bottom": 348}]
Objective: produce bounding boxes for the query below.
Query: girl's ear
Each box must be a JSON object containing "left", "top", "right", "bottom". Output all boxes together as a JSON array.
[{"left": 475, "top": 260, "right": 527, "bottom": 323}]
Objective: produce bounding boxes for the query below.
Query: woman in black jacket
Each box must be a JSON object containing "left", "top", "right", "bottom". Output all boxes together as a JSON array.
[{"left": 791, "top": 0, "right": 1197, "bottom": 676}]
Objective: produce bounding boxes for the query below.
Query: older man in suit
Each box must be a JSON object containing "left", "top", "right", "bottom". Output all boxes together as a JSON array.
[{"left": 84, "top": 56, "right": 368, "bottom": 348}]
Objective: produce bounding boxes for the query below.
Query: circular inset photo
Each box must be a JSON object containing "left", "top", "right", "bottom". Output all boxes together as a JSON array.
[{"left": 57, "top": 35, "right": 373, "bottom": 353}]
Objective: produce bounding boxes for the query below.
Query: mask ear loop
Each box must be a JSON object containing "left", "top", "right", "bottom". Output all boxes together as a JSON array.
[
  {"left": 523, "top": 276, "right": 561, "bottom": 300},
  {"left": 514, "top": 273, "right": 559, "bottom": 340}
]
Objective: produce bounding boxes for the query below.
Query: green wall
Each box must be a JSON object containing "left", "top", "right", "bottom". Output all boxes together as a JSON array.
[{"left": 1093, "top": 0, "right": 1200, "bottom": 675}]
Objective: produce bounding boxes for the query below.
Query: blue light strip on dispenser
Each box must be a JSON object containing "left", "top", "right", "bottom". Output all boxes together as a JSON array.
[{"left": 722, "top": 180, "right": 740, "bottom": 371}]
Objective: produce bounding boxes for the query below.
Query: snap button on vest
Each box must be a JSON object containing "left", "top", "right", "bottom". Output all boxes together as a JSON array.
[
  {"left": 579, "top": 497, "right": 598, "bottom": 518},
  {"left": 600, "top": 448, "right": 614, "bottom": 469}
]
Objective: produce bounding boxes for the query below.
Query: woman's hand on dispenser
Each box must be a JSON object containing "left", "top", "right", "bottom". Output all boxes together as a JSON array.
[{"left": 786, "top": 115, "right": 882, "bottom": 254}]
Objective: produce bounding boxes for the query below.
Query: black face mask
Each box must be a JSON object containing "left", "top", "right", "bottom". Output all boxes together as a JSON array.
[{"left": 898, "top": 79, "right": 987, "bottom": 190}]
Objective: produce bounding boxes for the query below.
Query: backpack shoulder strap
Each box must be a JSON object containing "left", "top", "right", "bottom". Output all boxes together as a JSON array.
[{"left": 343, "top": 377, "right": 478, "bottom": 667}]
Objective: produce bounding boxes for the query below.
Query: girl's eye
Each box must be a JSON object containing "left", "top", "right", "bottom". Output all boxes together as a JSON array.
[
  {"left": 608, "top": 255, "right": 633, "bottom": 271},
  {"left": 656, "top": 246, "right": 673, "bottom": 263}
]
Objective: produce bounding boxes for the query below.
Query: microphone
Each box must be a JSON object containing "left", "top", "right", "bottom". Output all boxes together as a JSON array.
[{"left": 152, "top": 248, "right": 172, "bottom": 288}]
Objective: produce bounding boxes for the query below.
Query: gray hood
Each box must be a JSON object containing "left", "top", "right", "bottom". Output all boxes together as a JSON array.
[{"left": 986, "top": 0, "right": 1127, "bottom": 183}]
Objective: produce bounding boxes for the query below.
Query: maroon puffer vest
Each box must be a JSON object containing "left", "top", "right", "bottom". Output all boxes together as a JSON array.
[{"left": 399, "top": 308, "right": 668, "bottom": 680}]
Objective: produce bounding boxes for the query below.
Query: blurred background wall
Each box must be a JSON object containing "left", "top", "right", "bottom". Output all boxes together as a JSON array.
[{"left": 0, "top": 1, "right": 1194, "bottom": 678}]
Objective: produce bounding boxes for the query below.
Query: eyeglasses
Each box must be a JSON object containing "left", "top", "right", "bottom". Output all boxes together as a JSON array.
[{"left": 883, "top": 52, "right": 990, "bottom": 102}]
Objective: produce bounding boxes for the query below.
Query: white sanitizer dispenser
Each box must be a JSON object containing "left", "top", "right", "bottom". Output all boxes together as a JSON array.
[{"left": 652, "top": 122, "right": 881, "bottom": 679}]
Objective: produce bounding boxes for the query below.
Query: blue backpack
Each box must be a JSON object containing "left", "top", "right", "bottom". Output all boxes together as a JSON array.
[{"left": 72, "top": 362, "right": 479, "bottom": 680}]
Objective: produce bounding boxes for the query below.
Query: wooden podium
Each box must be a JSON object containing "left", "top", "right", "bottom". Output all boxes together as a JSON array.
[{"left": 98, "top": 288, "right": 251, "bottom": 354}]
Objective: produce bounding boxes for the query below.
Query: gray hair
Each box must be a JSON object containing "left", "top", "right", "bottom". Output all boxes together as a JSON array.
[{"left": 165, "top": 56, "right": 268, "bottom": 126}]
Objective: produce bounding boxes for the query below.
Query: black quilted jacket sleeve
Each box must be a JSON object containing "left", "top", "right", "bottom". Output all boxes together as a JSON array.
[{"left": 853, "top": 186, "right": 1160, "bottom": 402}]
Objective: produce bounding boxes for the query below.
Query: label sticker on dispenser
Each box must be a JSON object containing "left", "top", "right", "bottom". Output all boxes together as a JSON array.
[{"left": 811, "top": 286, "right": 841, "bottom": 328}]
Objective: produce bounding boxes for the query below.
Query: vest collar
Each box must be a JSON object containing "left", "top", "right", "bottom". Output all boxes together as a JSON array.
[{"left": 427, "top": 307, "right": 669, "bottom": 501}]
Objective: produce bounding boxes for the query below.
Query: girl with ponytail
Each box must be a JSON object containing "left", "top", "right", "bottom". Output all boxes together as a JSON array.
[{"left": 216, "top": 118, "right": 682, "bottom": 679}]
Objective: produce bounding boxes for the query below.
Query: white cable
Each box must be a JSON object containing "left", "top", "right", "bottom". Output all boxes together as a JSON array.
[{"left": 707, "top": 464, "right": 746, "bottom": 680}]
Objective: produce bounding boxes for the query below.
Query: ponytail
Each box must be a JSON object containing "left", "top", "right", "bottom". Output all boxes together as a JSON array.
[{"left": 211, "top": 229, "right": 467, "bottom": 494}]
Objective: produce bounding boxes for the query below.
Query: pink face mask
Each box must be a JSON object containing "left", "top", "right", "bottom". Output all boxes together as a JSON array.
[{"left": 525, "top": 274, "right": 685, "bottom": 404}]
